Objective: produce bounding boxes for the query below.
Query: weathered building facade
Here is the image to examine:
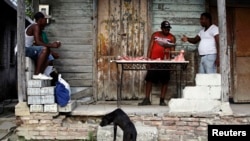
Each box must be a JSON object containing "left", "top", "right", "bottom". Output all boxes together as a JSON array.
[
  {"left": 28, "top": 0, "right": 250, "bottom": 103},
  {"left": 11, "top": 0, "right": 250, "bottom": 140},
  {"left": 39, "top": 0, "right": 202, "bottom": 102}
]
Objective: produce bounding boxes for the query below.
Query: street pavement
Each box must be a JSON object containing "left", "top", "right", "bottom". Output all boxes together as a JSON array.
[{"left": 0, "top": 100, "right": 18, "bottom": 141}]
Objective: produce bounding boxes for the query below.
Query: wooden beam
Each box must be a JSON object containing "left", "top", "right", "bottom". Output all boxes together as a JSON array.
[
  {"left": 17, "top": 0, "right": 26, "bottom": 102},
  {"left": 217, "top": 0, "right": 230, "bottom": 102}
]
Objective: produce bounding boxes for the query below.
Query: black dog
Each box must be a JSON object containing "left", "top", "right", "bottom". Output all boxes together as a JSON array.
[{"left": 100, "top": 108, "right": 137, "bottom": 141}]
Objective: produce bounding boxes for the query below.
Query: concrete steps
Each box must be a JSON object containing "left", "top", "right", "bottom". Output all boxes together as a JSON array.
[{"left": 169, "top": 74, "right": 233, "bottom": 115}]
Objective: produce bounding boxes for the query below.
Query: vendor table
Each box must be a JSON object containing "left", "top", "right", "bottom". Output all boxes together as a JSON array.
[{"left": 110, "top": 60, "right": 189, "bottom": 107}]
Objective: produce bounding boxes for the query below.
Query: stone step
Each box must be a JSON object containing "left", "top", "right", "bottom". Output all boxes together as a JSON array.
[
  {"left": 169, "top": 98, "right": 221, "bottom": 113},
  {"left": 169, "top": 98, "right": 233, "bottom": 115},
  {"left": 58, "top": 100, "right": 77, "bottom": 112},
  {"left": 27, "top": 79, "right": 51, "bottom": 88},
  {"left": 182, "top": 86, "right": 221, "bottom": 100},
  {"left": 97, "top": 125, "right": 158, "bottom": 141},
  {"left": 195, "top": 73, "right": 221, "bottom": 86},
  {"left": 27, "top": 86, "right": 55, "bottom": 96},
  {"left": 27, "top": 95, "right": 55, "bottom": 105},
  {"left": 70, "top": 87, "right": 93, "bottom": 100}
]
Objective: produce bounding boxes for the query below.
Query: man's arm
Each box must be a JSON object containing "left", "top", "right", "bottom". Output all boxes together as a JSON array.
[
  {"left": 181, "top": 35, "right": 201, "bottom": 44},
  {"left": 33, "top": 25, "right": 60, "bottom": 48}
]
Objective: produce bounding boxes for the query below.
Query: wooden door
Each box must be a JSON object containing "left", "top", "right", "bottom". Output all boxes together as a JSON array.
[
  {"left": 233, "top": 8, "right": 250, "bottom": 102},
  {"left": 97, "top": 0, "right": 148, "bottom": 100}
]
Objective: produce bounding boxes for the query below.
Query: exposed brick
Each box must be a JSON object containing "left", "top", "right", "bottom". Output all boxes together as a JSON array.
[
  {"left": 162, "top": 120, "right": 175, "bottom": 126},
  {"left": 162, "top": 117, "right": 180, "bottom": 121},
  {"left": 150, "top": 121, "right": 163, "bottom": 126},
  {"left": 39, "top": 119, "right": 53, "bottom": 124},
  {"left": 28, "top": 119, "right": 39, "bottom": 124},
  {"left": 28, "top": 131, "right": 39, "bottom": 136},
  {"left": 187, "top": 121, "right": 200, "bottom": 126},
  {"left": 15, "top": 111, "right": 250, "bottom": 141},
  {"left": 176, "top": 121, "right": 188, "bottom": 126},
  {"left": 39, "top": 131, "right": 58, "bottom": 136}
]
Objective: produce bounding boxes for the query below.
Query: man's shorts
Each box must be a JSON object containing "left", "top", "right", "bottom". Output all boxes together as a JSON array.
[
  {"left": 25, "top": 46, "right": 43, "bottom": 60},
  {"left": 48, "top": 54, "right": 54, "bottom": 61},
  {"left": 25, "top": 46, "right": 54, "bottom": 61},
  {"left": 145, "top": 70, "right": 170, "bottom": 84}
]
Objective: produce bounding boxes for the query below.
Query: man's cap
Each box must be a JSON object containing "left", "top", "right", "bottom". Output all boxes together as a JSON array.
[
  {"left": 161, "top": 21, "right": 172, "bottom": 29},
  {"left": 34, "top": 11, "right": 51, "bottom": 21}
]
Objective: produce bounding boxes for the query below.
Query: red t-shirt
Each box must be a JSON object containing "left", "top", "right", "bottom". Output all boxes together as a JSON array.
[{"left": 150, "top": 31, "right": 175, "bottom": 60}]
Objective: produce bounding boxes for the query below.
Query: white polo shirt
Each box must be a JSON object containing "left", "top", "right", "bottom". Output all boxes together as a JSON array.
[{"left": 198, "top": 24, "right": 219, "bottom": 55}]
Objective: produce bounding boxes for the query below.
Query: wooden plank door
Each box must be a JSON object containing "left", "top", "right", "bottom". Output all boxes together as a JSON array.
[
  {"left": 233, "top": 8, "right": 250, "bottom": 103},
  {"left": 97, "top": 0, "right": 148, "bottom": 100}
]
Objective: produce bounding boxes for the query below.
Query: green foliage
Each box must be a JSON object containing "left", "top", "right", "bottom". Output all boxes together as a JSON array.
[
  {"left": 25, "top": 0, "right": 33, "bottom": 18},
  {"left": 88, "top": 131, "right": 97, "bottom": 141}
]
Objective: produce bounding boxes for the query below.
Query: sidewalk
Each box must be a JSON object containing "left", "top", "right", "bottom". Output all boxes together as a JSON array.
[{"left": 0, "top": 100, "right": 18, "bottom": 141}]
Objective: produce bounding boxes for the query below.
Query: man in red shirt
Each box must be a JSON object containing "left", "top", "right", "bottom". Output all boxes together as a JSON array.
[{"left": 138, "top": 21, "right": 176, "bottom": 106}]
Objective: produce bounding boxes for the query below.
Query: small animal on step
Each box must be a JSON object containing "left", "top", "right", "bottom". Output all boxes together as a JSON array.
[{"left": 99, "top": 108, "right": 137, "bottom": 141}]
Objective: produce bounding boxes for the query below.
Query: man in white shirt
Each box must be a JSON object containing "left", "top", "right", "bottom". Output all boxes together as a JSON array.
[{"left": 181, "top": 12, "right": 219, "bottom": 73}]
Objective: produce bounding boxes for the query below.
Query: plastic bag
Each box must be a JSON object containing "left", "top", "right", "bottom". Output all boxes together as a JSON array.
[
  {"left": 55, "top": 74, "right": 71, "bottom": 107},
  {"left": 58, "top": 74, "right": 71, "bottom": 96}
]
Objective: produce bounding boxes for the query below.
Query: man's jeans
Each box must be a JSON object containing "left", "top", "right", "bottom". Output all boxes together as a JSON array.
[{"left": 199, "top": 54, "right": 217, "bottom": 74}]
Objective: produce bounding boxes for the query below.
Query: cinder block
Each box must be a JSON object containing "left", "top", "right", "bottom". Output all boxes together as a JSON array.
[
  {"left": 58, "top": 100, "right": 77, "bottom": 112},
  {"left": 28, "top": 95, "right": 55, "bottom": 105},
  {"left": 28, "top": 96, "right": 41, "bottom": 105},
  {"left": 41, "top": 95, "right": 55, "bottom": 104},
  {"left": 44, "top": 104, "right": 58, "bottom": 112},
  {"left": 41, "top": 87, "right": 55, "bottom": 95},
  {"left": 27, "top": 80, "right": 50, "bottom": 88},
  {"left": 195, "top": 73, "right": 221, "bottom": 86},
  {"left": 30, "top": 105, "right": 43, "bottom": 112},
  {"left": 27, "top": 88, "right": 41, "bottom": 95}
]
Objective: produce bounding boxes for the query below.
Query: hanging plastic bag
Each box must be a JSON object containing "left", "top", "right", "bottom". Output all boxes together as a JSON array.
[{"left": 55, "top": 74, "right": 71, "bottom": 107}]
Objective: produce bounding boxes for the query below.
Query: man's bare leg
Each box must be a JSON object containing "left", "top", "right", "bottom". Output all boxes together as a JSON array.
[
  {"left": 145, "top": 81, "right": 152, "bottom": 99},
  {"left": 138, "top": 81, "right": 152, "bottom": 105},
  {"left": 35, "top": 47, "right": 49, "bottom": 75},
  {"left": 160, "top": 83, "right": 168, "bottom": 106},
  {"left": 160, "top": 83, "right": 168, "bottom": 99}
]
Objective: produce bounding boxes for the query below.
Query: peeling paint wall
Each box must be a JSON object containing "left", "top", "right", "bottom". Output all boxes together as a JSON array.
[{"left": 97, "top": 0, "right": 148, "bottom": 100}]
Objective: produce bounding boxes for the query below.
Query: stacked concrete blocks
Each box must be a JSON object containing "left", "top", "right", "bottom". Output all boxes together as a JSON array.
[
  {"left": 27, "top": 79, "right": 57, "bottom": 112},
  {"left": 25, "top": 57, "right": 76, "bottom": 113}
]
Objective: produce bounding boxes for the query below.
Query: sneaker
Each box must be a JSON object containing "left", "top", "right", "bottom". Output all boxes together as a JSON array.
[
  {"left": 138, "top": 98, "right": 151, "bottom": 106},
  {"left": 33, "top": 73, "right": 53, "bottom": 80}
]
